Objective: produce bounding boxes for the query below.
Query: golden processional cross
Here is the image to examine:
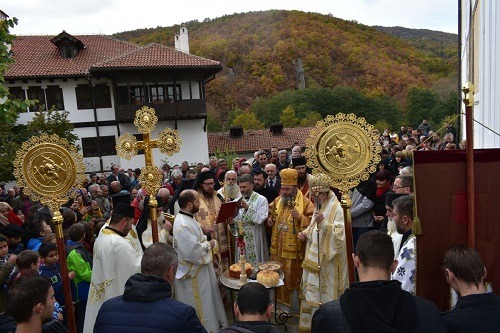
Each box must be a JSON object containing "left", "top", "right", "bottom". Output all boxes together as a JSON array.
[{"left": 116, "top": 106, "right": 182, "bottom": 243}]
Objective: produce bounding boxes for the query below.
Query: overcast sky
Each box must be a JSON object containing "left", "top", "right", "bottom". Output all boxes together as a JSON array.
[{"left": 4, "top": 0, "right": 458, "bottom": 36}]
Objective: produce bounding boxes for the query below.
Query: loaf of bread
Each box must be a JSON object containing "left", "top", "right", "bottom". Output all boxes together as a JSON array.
[
  {"left": 229, "top": 263, "right": 252, "bottom": 278},
  {"left": 256, "top": 270, "right": 280, "bottom": 287}
]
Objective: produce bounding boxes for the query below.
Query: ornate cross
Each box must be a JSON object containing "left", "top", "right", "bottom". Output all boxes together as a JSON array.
[{"left": 116, "top": 106, "right": 182, "bottom": 243}]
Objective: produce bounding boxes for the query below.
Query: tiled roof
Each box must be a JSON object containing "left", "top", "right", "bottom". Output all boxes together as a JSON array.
[
  {"left": 93, "top": 43, "right": 221, "bottom": 69},
  {"left": 6, "top": 35, "right": 138, "bottom": 78},
  {"left": 207, "top": 127, "right": 313, "bottom": 154},
  {"left": 6, "top": 34, "right": 221, "bottom": 79}
]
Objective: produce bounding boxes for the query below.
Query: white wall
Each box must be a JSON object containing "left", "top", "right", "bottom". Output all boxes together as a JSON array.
[{"left": 461, "top": 0, "right": 500, "bottom": 148}]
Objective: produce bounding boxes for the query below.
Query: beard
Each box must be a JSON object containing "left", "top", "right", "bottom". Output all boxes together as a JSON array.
[
  {"left": 297, "top": 173, "right": 307, "bottom": 186},
  {"left": 200, "top": 187, "right": 214, "bottom": 198},
  {"left": 225, "top": 183, "right": 241, "bottom": 199}
]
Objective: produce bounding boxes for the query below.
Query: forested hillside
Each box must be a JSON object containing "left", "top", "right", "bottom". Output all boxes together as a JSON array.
[{"left": 114, "top": 10, "right": 458, "bottom": 132}]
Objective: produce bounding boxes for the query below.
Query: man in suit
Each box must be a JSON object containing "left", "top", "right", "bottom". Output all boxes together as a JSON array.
[
  {"left": 106, "top": 165, "right": 130, "bottom": 194},
  {"left": 265, "top": 163, "right": 281, "bottom": 195}
]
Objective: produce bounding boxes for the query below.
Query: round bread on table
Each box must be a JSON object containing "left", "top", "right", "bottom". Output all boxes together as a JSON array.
[
  {"left": 229, "top": 263, "right": 252, "bottom": 278},
  {"left": 256, "top": 270, "right": 280, "bottom": 287}
]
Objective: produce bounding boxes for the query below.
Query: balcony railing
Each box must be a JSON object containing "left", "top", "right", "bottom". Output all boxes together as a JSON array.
[{"left": 114, "top": 99, "right": 206, "bottom": 122}]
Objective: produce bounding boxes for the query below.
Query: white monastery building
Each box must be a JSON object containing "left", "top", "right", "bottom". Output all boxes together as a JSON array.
[
  {"left": 5, "top": 25, "right": 222, "bottom": 172},
  {"left": 460, "top": 0, "right": 500, "bottom": 148}
]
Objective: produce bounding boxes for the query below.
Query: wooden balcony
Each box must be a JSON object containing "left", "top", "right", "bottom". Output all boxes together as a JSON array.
[{"left": 114, "top": 99, "right": 206, "bottom": 122}]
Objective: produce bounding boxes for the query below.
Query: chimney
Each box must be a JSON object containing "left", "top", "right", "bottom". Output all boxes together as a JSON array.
[
  {"left": 270, "top": 123, "right": 283, "bottom": 135},
  {"left": 174, "top": 23, "right": 190, "bottom": 54},
  {"left": 229, "top": 126, "right": 243, "bottom": 138}
]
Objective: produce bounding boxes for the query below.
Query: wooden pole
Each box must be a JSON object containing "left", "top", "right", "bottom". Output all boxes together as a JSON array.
[
  {"left": 52, "top": 208, "right": 77, "bottom": 333},
  {"left": 462, "top": 82, "right": 475, "bottom": 249},
  {"left": 340, "top": 192, "right": 355, "bottom": 283}
]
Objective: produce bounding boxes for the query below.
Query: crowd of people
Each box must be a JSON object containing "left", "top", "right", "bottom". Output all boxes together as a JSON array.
[{"left": 0, "top": 131, "right": 498, "bottom": 333}]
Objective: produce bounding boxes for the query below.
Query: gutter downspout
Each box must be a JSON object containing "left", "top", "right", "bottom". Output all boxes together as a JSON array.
[{"left": 86, "top": 75, "right": 104, "bottom": 172}]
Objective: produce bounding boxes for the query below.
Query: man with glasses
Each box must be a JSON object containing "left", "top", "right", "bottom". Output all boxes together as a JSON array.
[{"left": 392, "top": 175, "right": 413, "bottom": 195}]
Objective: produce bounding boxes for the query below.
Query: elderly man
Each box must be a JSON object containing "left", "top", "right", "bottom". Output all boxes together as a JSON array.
[
  {"left": 83, "top": 203, "right": 143, "bottom": 333},
  {"left": 173, "top": 190, "right": 227, "bottom": 332},
  {"left": 217, "top": 170, "right": 241, "bottom": 202},
  {"left": 297, "top": 174, "right": 349, "bottom": 332},
  {"left": 165, "top": 169, "right": 183, "bottom": 196},
  {"left": 265, "top": 163, "right": 281, "bottom": 194},
  {"left": 267, "top": 168, "right": 314, "bottom": 310},
  {"left": 229, "top": 174, "right": 269, "bottom": 268}
]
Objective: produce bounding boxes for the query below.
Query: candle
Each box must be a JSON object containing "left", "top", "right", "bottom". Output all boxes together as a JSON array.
[{"left": 239, "top": 220, "right": 243, "bottom": 235}]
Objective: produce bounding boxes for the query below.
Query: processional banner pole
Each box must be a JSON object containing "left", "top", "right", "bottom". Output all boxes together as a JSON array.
[{"left": 462, "top": 82, "right": 476, "bottom": 249}]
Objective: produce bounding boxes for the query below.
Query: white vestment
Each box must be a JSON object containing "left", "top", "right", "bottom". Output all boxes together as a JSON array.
[
  {"left": 142, "top": 215, "right": 173, "bottom": 248},
  {"left": 83, "top": 226, "right": 142, "bottom": 333},
  {"left": 392, "top": 234, "right": 416, "bottom": 295},
  {"left": 299, "top": 191, "right": 349, "bottom": 332},
  {"left": 173, "top": 211, "right": 227, "bottom": 333},
  {"left": 387, "top": 218, "right": 403, "bottom": 259},
  {"left": 230, "top": 191, "right": 269, "bottom": 268}
]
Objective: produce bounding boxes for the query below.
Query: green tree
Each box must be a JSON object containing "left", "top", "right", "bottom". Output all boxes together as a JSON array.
[
  {"left": 27, "top": 107, "right": 78, "bottom": 145},
  {"left": 280, "top": 105, "right": 300, "bottom": 127},
  {"left": 300, "top": 111, "right": 322, "bottom": 127},
  {"left": 0, "top": 17, "right": 35, "bottom": 125},
  {"left": 232, "top": 112, "right": 264, "bottom": 130}
]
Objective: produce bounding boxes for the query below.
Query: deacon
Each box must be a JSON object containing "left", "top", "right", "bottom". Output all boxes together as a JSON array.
[
  {"left": 229, "top": 174, "right": 269, "bottom": 268},
  {"left": 297, "top": 174, "right": 349, "bottom": 332},
  {"left": 83, "top": 203, "right": 143, "bottom": 333},
  {"left": 173, "top": 189, "right": 228, "bottom": 332},
  {"left": 267, "top": 168, "right": 315, "bottom": 310},
  {"left": 193, "top": 170, "right": 230, "bottom": 275},
  {"left": 293, "top": 157, "right": 314, "bottom": 199}
]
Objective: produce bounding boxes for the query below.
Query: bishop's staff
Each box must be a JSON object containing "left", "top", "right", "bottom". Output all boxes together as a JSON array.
[{"left": 116, "top": 106, "right": 182, "bottom": 244}]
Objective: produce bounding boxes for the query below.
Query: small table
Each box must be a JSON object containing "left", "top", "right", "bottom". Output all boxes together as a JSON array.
[{"left": 219, "top": 269, "right": 289, "bottom": 331}]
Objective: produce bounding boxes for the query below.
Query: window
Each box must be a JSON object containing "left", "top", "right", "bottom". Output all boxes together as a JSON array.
[
  {"left": 167, "top": 84, "right": 181, "bottom": 101},
  {"left": 149, "top": 85, "right": 165, "bottom": 103},
  {"left": 11, "top": 85, "right": 64, "bottom": 112},
  {"left": 75, "top": 84, "right": 111, "bottom": 109},
  {"left": 81, "top": 136, "right": 117, "bottom": 157},
  {"left": 130, "top": 86, "right": 146, "bottom": 105},
  {"left": 45, "top": 86, "right": 65, "bottom": 110}
]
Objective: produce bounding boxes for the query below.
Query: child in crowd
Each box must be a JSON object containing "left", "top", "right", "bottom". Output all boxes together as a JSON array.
[
  {"left": 38, "top": 242, "right": 76, "bottom": 323},
  {"left": 26, "top": 219, "right": 52, "bottom": 251},
  {"left": 0, "top": 235, "right": 16, "bottom": 312},
  {"left": 66, "top": 222, "right": 93, "bottom": 333},
  {"left": 1, "top": 223, "right": 24, "bottom": 255},
  {"left": 8, "top": 249, "right": 41, "bottom": 287}
]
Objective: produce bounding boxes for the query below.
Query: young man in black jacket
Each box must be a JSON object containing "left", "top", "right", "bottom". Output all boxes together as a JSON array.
[{"left": 312, "top": 230, "right": 445, "bottom": 333}]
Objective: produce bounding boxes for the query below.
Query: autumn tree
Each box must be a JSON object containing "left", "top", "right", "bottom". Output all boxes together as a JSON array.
[
  {"left": 232, "top": 112, "right": 264, "bottom": 130},
  {"left": 280, "top": 106, "right": 300, "bottom": 127}
]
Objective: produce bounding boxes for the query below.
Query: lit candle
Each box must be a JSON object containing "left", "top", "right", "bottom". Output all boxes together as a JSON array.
[{"left": 239, "top": 220, "right": 243, "bottom": 235}]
